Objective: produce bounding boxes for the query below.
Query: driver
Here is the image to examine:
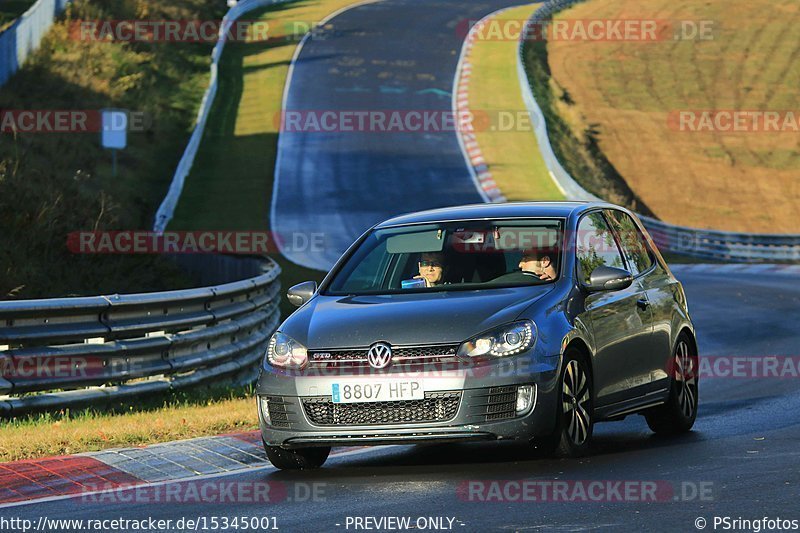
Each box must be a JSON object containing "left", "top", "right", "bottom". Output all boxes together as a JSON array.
[
  {"left": 519, "top": 248, "right": 557, "bottom": 281},
  {"left": 414, "top": 252, "right": 446, "bottom": 287},
  {"left": 492, "top": 247, "right": 558, "bottom": 284}
]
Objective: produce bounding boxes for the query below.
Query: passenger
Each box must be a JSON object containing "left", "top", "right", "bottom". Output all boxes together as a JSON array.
[{"left": 414, "top": 252, "right": 446, "bottom": 287}]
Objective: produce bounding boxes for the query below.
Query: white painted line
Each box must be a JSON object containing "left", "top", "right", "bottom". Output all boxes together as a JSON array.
[{"left": 547, "top": 169, "right": 568, "bottom": 197}]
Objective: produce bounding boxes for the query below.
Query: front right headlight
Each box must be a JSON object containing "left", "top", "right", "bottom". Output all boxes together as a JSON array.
[
  {"left": 265, "top": 331, "right": 308, "bottom": 370},
  {"left": 457, "top": 320, "right": 536, "bottom": 359}
]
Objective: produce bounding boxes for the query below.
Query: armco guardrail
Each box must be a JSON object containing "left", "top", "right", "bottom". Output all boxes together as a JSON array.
[
  {"left": 0, "top": 258, "right": 281, "bottom": 416},
  {"left": 639, "top": 216, "right": 800, "bottom": 262},
  {"left": 515, "top": 0, "right": 800, "bottom": 262},
  {"left": 153, "top": 0, "right": 291, "bottom": 233},
  {"left": 0, "top": 0, "right": 69, "bottom": 87}
]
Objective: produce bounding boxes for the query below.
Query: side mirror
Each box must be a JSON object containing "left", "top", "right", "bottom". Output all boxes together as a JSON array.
[
  {"left": 287, "top": 281, "right": 317, "bottom": 307},
  {"left": 586, "top": 266, "right": 633, "bottom": 292}
]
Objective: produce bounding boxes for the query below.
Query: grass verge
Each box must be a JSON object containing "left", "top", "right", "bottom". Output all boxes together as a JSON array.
[
  {"left": 465, "top": 4, "right": 563, "bottom": 202},
  {"left": 1, "top": 386, "right": 259, "bottom": 463},
  {"left": 541, "top": 0, "right": 800, "bottom": 232}
]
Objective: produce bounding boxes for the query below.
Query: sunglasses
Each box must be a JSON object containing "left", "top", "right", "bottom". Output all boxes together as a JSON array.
[{"left": 419, "top": 260, "right": 443, "bottom": 268}]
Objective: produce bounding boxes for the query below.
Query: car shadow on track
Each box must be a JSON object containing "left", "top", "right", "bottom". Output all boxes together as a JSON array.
[{"left": 262, "top": 428, "right": 706, "bottom": 482}]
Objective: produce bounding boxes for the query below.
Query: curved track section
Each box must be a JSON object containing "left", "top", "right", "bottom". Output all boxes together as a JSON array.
[{"left": 272, "top": 0, "right": 526, "bottom": 270}]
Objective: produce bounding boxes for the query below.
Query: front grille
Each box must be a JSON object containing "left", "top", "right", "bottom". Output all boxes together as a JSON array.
[
  {"left": 394, "top": 345, "right": 458, "bottom": 359},
  {"left": 302, "top": 391, "right": 461, "bottom": 426},
  {"left": 308, "top": 344, "right": 459, "bottom": 368},
  {"left": 265, "top": 396, "right": 291, "bottom": 428},
  {"left": 484, "top": 386, "right": 517, "bottom": 421}
]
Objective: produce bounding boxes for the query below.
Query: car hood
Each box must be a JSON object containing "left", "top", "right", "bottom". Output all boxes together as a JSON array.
[{"left": 281, "top": 285, "right": 555, "bottom": 349}]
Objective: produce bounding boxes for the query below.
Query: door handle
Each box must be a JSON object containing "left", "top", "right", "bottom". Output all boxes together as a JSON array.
[{"left": 636, "top": 298, "right": 650, "bottom": 311}]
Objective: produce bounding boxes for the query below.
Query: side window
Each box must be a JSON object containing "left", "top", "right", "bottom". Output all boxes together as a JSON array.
[
  {"left": 576, "top": 212, "right": 626, "bottom": 284},
  {"left": 605, "top": 210, "right": 654, "bottom": 276}
]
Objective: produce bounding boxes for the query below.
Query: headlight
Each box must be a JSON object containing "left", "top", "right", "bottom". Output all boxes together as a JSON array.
[
  {"left": 265, "top": 332, "right": 308, "bottom": 369},
  {"left": 457, "top": 320, "right": 536, "bottom": 358}
]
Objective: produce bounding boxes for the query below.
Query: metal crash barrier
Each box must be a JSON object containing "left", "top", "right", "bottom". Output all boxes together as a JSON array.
[{"left": 0, "top": 258, "right": 281, "bottom": 416}]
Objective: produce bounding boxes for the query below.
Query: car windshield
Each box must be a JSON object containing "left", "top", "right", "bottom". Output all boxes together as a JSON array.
[{"left": 324, "top": 219, "right": 564, "bottom": 295}]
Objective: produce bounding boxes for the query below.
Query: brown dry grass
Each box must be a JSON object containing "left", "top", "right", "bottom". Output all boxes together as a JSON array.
[
  {"left": 546, "top": 0, "right": 800, "bottom": 232},
  {"left": 1, "top": 391, "right": 257, "bottom": 463}
]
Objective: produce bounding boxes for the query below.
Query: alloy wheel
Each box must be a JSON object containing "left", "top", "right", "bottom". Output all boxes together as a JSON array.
[
  {"left": 562, "top": 359, "right": 591, "bottom": 446},
  {"left": 674, "top": 340, "right": 698, "bottom": 419}
]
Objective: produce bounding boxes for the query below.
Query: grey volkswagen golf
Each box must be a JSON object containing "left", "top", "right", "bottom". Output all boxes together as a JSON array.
[{"left": 256, "top": 202, "right": 698, "bottom": 469}]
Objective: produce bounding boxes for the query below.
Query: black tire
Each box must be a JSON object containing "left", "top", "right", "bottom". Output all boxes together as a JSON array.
[
  {"left": 645, "top": 333, "right": 698, "bottom": 434},
  {"left": 535, "top": 349, "right": 594, "bottom": 458},
  {"left": 263, "top": 442, "right": 330, "bottom": 470}
]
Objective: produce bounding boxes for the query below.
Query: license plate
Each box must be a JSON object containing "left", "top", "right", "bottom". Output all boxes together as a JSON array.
[{"left": 331, "top": 380, "right": 423, "bottom": 403}]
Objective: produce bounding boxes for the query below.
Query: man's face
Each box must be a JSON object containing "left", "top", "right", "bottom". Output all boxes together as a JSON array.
[
  {"left": 519, "top": 254, "right": 549, "bottom": 276},
  {"left": 418, "top": 256, "right": 443, "bottom": 284}
]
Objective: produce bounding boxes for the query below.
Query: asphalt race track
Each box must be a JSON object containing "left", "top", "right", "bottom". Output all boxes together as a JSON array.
[
  {"left": 272, "top": 0, "right": 526, "bottom": 270},
  {"left": 8, "top": 268, "right": 800, "bottom": 531}
]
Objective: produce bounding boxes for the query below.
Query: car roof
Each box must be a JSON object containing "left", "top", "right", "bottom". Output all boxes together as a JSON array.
[{"left": 375, "top": 201, "right": 617, "bottom": 227}]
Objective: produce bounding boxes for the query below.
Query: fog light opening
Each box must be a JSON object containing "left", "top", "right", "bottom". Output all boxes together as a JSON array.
[
  {"left": 516, "top": 385, "right": 535, "bottom": 415},
  {"left": 259, "top": 397, "right": 272, "bottom": 425}
]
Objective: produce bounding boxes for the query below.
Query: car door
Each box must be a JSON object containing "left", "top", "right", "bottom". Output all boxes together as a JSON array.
[
  {"left": 605, "top": 209, "right": 675, "bottom": 388},
  {"left": 576, "top": 211, "right": 655, "bottom": 407}
]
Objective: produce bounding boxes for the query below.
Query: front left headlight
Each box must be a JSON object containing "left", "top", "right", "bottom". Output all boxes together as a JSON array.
[
  {"left": 457, "top": 320, "right": 536, "bottom": 359},
  {"left": 265, "top": 331, "right": 308, "bottom": 370}
]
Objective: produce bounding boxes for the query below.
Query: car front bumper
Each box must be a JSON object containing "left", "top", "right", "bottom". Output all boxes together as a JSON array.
[{"left": 256, "top": 357, "right": 560, "bottom": 449}]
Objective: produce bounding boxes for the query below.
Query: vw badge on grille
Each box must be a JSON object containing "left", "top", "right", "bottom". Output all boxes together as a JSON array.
[{"left": 367, "top": 342, "right": 392, "bottom": 369}]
